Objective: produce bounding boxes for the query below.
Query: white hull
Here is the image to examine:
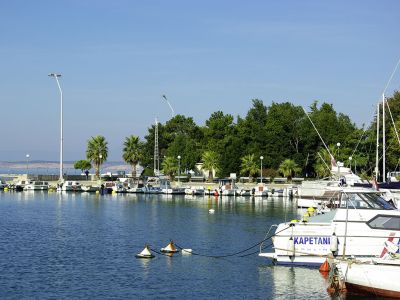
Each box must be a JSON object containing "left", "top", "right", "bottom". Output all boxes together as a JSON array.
[{"left": 338, "top": 259, "right": 400, "bottom": 297}]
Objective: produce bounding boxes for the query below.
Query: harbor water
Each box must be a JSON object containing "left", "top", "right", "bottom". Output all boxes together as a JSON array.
[{"left": 0, "top": 192, "right": 340, "bottom": 299}]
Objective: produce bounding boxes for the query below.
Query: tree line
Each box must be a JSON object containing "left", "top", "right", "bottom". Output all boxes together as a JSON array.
[{"left": 74, "top": 92, "right": 400, "bottom": 181}]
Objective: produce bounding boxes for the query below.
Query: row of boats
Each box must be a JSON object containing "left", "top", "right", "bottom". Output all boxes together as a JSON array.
[{"left": 0, "top": 177, "right": 292, "bottom": 197}]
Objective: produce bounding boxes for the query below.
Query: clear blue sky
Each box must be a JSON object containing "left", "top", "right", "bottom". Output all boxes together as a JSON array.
[{"left": 1, "top": 0, "right": 399, "bottom": 161}]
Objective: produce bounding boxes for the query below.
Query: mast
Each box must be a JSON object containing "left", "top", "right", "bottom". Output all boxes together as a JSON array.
[
  {"left": 382, "top": 93, "right": 386, "bottom": 182},
  {"left": 154, "top": 118, "right": 159, "bottom": 176},
  {"left": 375, "top": 102, "right": 380, "bottom": 181}
]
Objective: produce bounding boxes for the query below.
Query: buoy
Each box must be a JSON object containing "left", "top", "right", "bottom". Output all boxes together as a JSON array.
[
  {"left": 319, "top": 258, "right": 330, "bottom": 273},
  {"left": 4, "top": 187, "right": 9, "bottom": 191},
  {"left": 290, "top": 219, "right": 298, "bottom": 223},
  {"left": 160, "top": 240, "right": 179, "bottom": 253},
  {"left": 307, "top": 207, "right": 315, "bottom": 215},
  {"left": 182, "top": 248, "right": 193, "bottom": 255},
  {"left": 95, "top": 190, "right": 100, "bottom": 194},
  {"left": 209, "top": 209, "right": 215, "bottom": 214},
  {"left": 213, "top": 190, "right": 219, "bottom": 196},
  {"left": 330, "top": 232, "right": 338, "bottom": 255},
  {"left": 135, "top": 244, "right": 155, "bottom": 259}
]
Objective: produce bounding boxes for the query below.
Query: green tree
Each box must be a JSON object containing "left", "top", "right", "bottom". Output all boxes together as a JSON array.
[
  {"left": 86, "top": 135, "right": 108, "bottom": 179},
  {"left": 122, "top": 135, "right": 143, "bottom": 178},
  {"left": 240, "top": 154, "right": 258, "bottom": 182},
  {"left": 202, "top": 150, "right": 220, "bottom": 182},
  {"left": 74, "top": 160, "right": 92, "bottom": 173},
  {"left": 278, "top": 159, "right": 301, "bottom": 181},
  {"left": 161, "top": 156, "right": 177, "bottom": 179}
]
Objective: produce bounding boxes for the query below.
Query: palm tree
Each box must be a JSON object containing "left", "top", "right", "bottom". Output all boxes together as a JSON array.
[
  {"left": 278, "top": 159, "right": 300, "bottom": 181},
  {"left": 86, "top": 135, "right": 108, "bottom": 179},
  {"left": 161, "top": 156, "right": 177, "bottom": 179},
  {"left": 314, "top": 148, "right": 332, "bottom": 178},
  {"left": 122, "top": 135, "right": 142, "bottom": 178},
  {"left": 240, "top": 154, "right": 258, "bottom": 182},
  {"left": 202, "top": 151, "right": 220, "bottom": 182}
]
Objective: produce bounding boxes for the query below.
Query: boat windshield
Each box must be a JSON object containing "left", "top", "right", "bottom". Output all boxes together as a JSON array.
[{"left": 340, "top": 192, "right": 396, "bottom": 210}]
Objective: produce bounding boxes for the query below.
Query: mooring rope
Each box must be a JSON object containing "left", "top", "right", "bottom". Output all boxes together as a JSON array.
[{"left": 172, "top": 225, "right": 291, "bottom": 258}]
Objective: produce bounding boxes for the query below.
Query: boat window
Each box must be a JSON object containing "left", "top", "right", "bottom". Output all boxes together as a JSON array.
[
  {"left": 367, "top": 215, "right": 400, "bottom": 230},
  {"left": 340, "top": 192, "right": 395, "bottom": 210}
]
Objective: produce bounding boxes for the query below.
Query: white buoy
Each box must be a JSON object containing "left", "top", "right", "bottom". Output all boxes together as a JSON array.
[
  {"left": 209, "top": 209, "right": 215, "bottom": 214},
  {"left": 160, "top": 240, "right": 179, "bottom": 253},
  {"left": 182, "top": 248, "right": 193, "bottom": 255},
  {"left": 135, "top": 244, "right": 155, "bottom": 259}
]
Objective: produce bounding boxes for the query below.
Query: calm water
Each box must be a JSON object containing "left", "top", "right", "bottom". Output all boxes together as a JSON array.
[{"left": 0, "top": 192, "right": 343, "bottom": 299}]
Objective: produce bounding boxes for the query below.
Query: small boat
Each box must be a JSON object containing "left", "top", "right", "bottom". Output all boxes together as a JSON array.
[
  {"left": 331, "top": 241, "right": 400, "bottom": 298},
  {"left": 160, "top": 179, "right": 185, "bottom": 195},
  {"left": 184, "top": 186, "right": 206, "bottom": 195},
  {"left": 218, "top": 179, "right": 240, "bottom": 196},
  {"left": 81, "top": 185, "right": 100, "bottom": 193},
  {"left": 61, "top": 181, "right": 82, "bottom": 192},
  {"left": 24, "top": 181, "right": 49, "bottom": 191},
  {"left": 0, "top": 179, "right": 8, "bottom": 190}
]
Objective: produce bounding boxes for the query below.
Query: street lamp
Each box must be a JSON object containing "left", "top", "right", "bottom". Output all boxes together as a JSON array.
[
  {"left": 177, "top": 155, "right": 181, "bottom": 184},
  {"left": 26, "top": 154, "right": 30, "bottom": 175},
  {"left": 337, "top": 142, "right": 341, "bottom": 179},
  {"left": 260, "top": 156, "right": 264, "bottom": 183},
  {"left": 162, "top": 95, "right": 175, "bottom": 118},
  {"left": 48, "top": 73, "right": 63, "bottom": 182},
  {"left": 349, "top": 156, "right": 352, "bottom": 173}
]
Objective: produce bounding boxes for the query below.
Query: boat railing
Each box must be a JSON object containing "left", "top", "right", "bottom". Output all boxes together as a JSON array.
[{"left": 259, "top": 224, "right": 278, "bottom": 254}]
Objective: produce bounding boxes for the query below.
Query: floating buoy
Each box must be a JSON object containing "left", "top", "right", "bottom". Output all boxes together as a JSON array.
[
  {"left": 319, "top": 258, "right": 330, "bottom": 273},
  {"left": 209, "top": 209, "right": 215, "bottom": 214},
  {"left": 160, "top": 240, "right": 179, "bottom": 253},
  {"left": 307, "top": 207, "right": 315, "bottom": 215},
  {"left": 95, "top": 190, "right": 100, "bottom": 194},
  {"left": 213, "top": 190, "right": 219, "bottom": 196},
  {"left": 182, "top": 248, "right": 193, "bottom": 255},
  {"left": 135, "top": 244, "right": 155, "bottom": 259},
  {"left": 290, "top": 219, "right": 298, "bottom": 223},
  {"left": 4, "top": 187, "right": 9, "bottom": 191}
]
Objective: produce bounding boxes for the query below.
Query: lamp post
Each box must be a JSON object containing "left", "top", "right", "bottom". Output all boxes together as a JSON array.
[
  {"left": 26, "top": 154, "right": 30, "bottom": 175},
  {"left": 48, "top": 73, "right": 63, "bottom": 182},
  {"left": 337, "top": 142, "right": 341, "bottom": 179},
  {"left": 162, "top": 95, "right": 175, "bottom": 118},
  {"left": 349, "top": 156, "right": 352, "bottom": 173},
  {"left": 177, "top": 155, "right": 181, "bottom": 184},
  {"left": 260, "top": 156, "right": 264, "bottom": 183}
]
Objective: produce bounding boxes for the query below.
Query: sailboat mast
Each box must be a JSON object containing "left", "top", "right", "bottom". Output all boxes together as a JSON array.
[
  {"left": 375, "top": 102, "right": 380, "bottom": 181},
  {"left": 154, "top": 118, "right": 159, "bottom": 176},
  {"left": 382, "top": 93, "right": 386, "bottom": 182}
]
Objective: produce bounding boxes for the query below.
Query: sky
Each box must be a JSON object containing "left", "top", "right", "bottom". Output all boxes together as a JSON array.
[{"left": 1, "top": 0, "right": 400, "bottom": 161}]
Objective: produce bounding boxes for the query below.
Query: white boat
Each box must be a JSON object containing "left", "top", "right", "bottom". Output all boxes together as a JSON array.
[
  {"left": 24, "top": 181, "right": 49, "bottom": 191},
  {"left": 259, "top": 188, "right": 400, "bottom": 266},
  {"left": 81, "top": 185, "right": 100, "bottom": 192},
  {"left": 184, "top": 186, "right": 206, "bottom": 195},
  {"left": 218, "top": 179, "right": 240, "bottom": 196},
  {"left": 160, "top": 179, "right": 185, "bottom": 194},
  {"left": 61, "top": 181, "right": 82, "bottom": 192},
  {"left": 332, "top": 240, "right": 400, "bottom": 298},
  {"left": 0, "top": 179, "right": 8, "bottom": 189}
]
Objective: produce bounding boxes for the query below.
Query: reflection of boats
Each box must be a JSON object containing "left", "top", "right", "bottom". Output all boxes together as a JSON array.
[
  {"left": 61, "top": 181, "right": 82, "bottom": 192},
  {"left": 259, "top": 188, "right": 400, "bottom": 266},
  {"left": 25, "top": 181, "right": 49, "bottom": 191}
]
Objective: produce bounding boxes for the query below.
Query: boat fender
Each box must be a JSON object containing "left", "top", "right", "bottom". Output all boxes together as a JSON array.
[
  {"left": 330, "top": 232, "right": 338, "bottom": 255},
  {"left": 287, "top": 236, "right": 295, "bottom": 258}
]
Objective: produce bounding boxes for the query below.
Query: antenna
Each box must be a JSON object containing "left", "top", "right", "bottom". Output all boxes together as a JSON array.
[{"left": 162, "top": 95, "right": 175, "bottom": 118}]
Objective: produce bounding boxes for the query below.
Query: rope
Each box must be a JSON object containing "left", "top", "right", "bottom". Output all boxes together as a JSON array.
[{"left": 174, "top": 225, "right": 291, "bottom": 258}]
